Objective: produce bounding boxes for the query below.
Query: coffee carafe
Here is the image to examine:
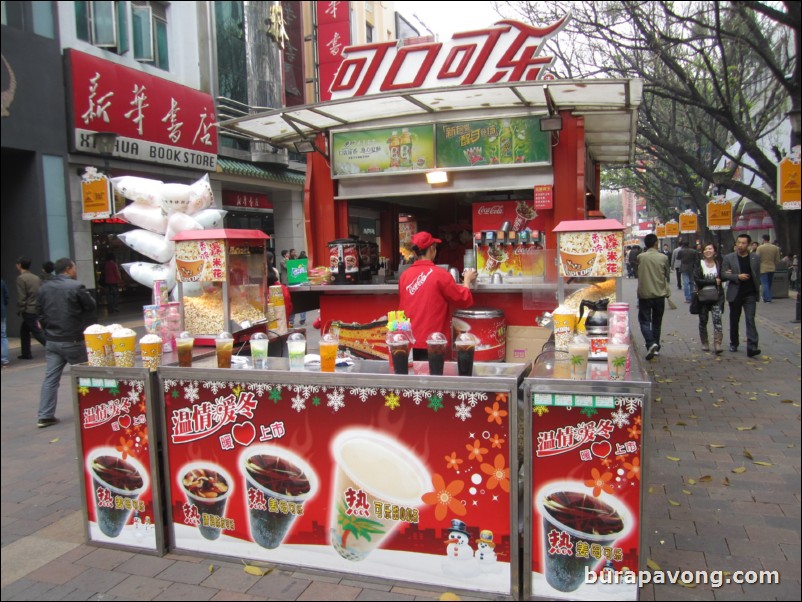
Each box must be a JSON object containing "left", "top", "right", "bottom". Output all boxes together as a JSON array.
[{"left": 579, "top": 299, "right": 610, "bottom": 359}]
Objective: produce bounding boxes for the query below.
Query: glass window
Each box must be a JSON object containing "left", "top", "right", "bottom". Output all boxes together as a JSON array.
[
  {"left": 132, "top": 4, "right": 153, "bottom": 61},
  {"left": 32, "top": 0, "right": 55, "bottom": 38},
  {"left": 116, "top": 0, "right": 128, "bottom": 53},
  {"left": 155, "top": 17, "right": 168, "bottom": 70},
  {"left": 92, "top": 1, "right": 118, "bottom": 47},
  {"left": 75, "top": 1, "right": 90, "bottom": 40}
]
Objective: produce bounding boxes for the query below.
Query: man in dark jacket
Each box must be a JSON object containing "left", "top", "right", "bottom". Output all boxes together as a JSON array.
[
  {"left": 36, "top": 258, "right": 97, "bottom": 428},
  {"left": 677, "top": 241, "right": 700, "bottom": 303},
  {"left": 721, "top": 234, "right": 761, "bottom": 357},
  {"left": 15, "top": 256, "right": 47, "bottom": 359}
]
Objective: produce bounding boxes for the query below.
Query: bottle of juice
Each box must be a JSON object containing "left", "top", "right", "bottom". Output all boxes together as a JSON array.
[
  {"left": 389, "top": 130, "right": 400, "bottom": 168},
  {"left": 400, "top": 128, "right": 412, "bottom": 168},
  {"left": 499, "top": 119, "right": 513, "bottom": 164}
]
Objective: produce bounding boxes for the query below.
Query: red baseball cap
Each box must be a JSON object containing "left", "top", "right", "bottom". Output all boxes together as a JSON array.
[{"left": 411, "top": 231, "right": 442, "bottom": 250}]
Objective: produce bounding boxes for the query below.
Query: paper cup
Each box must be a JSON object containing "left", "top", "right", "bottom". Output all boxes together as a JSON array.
[
  {"left": 112, "top": 334, "right": 137, "bottom": 368},
  {"left": 87, "top": 450, "right": 148, "bottom": 538},
  {"left": 329, "top": 429, "right": 428, "bottom": 562},
  {"left": 84, "top": 329, "right": 113, "bottom": 367},
  {"left": 552, "top": 312, "right": 577, "bottom": 351},
  {"left": 559, "top": 251, "right": 597, "bottom": 277},
  {"left": 179, "top": 463, "right": 232, "bottom": 540},
  {"left": 140, "top": 337, "right": 163, "bottom": 372}
]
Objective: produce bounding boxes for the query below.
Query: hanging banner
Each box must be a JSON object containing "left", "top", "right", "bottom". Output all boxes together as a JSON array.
[
  {"left": 655, "top": 225, "right": 666, "bottom": 238},
  {"left": 81, "top": 168, "right": 113, "bottom": 220},
  {"left": 706, "top": 198, "right": 733, "bottom": 230},
  {"left": 664, "top": 221, "right": 679, "bottom": 237},
  {"left": 317, "top": 1, "right": 351, "bottom": 102},
  {"left": 331, "top": 125, "right": 435, "bottom": 176},
  {"left": 678, "top": 213, "right": 698, "bottom": 234},
  {"left": 777, "top": 146, "right": 801, "bottom": 210}
]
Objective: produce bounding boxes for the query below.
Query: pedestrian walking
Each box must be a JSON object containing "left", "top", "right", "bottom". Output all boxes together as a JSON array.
[
  {"left": 693, "top": 243, "right": 725, "bottom": 354},
  {"left": 40, "top": 261, "right": 56, "bottom": 281},
  {"left": 755, "top": 234, "right": 780, "bottom": 303},
  {"left": 36, "top": 258, "right": 97, "bottom": 428},
  {"left": 1, "top": 278, "right": 9, "bottom": 367},
  {"left": 636, "top": 233, "right": 671, "bottom": 360},
  {"left": 722, "top": 234, "right": 761, "bottom": 357},
  {"left": 670, "top": 244, "right": 682, "bottom": 290},
  {"left": 677, "top": 241, "right": 700, "bottom": 303},
  {"left": 15, "top": 256, "right": 46, "bottom": 359},
  {"left": 627, "top": 245, "right": 641, "bottom": 279},
  {"left": 103, "top": 252, "right": 123, "bottom": 313}
]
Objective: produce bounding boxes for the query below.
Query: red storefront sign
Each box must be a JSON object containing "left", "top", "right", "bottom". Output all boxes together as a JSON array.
[
  {"left": 317, "top": 1, "right": 351, "bottom": 101},
  {"left": 68, "top": 49, "right": 218, "bottom": 169},
  {"left": 222, "top": 191, "right": 273, "bottom": 210},
  {"left": 534, "top": 185, "right": 553, "bottom": 210},
  {"left": 330, "top": 18, "right": 568, "bottom": 100},
  {"left": 638, "top": 222, "right": 654, "bottom": 231},
  {"left": 472, "top": 200, "right": 545, "bottom": 233},
  {"left": 530, "top": 393, "right": 643, "bottom": 599},
  {"left": 163, "top": 376, "right": 515, "bottom": 594}
]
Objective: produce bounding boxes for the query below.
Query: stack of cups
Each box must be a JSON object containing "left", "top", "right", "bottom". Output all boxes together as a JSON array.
[
  {"left": 139, "top": 334, "right": 163, "bottom": 371},
  {"left": 84, "top": 325, "right": 113, "bottom": 367},
  {"left": 112, "top": 328, "right": 138, "bottom": 368}
]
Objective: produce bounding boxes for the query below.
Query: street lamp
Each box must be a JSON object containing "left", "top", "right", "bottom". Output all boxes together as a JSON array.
[{"left": 93, "top": 132, "right": 118, "bottom": 175}]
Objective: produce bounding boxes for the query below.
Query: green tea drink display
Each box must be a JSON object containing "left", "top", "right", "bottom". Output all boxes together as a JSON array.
[
  {"left": 287, "top": 332, "right": 306, "bottom": 371},
  {"left": 216, "top": 332, "right": 234, "bottom": 369},
  {"left": 330, "top": 429, "right": 428, "bottom": 562},
  {"left": 176, "top": 331, "right": 194, "bottom": 368},
  {"left": 250, "top": 332, "right": 269, "bottom": 370}
]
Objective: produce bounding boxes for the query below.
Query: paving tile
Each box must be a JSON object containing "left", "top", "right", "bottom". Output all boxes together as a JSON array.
[
  {"left": 74, "top": 547, "right": 135, "bottom": 570},
  {"left": 115, "top": 554, "right": 176, "bottom": 578},
  {"left": 355, "top": 589, "right": 415, "bottom": 601},
  {"left": 4, "top": 581, "right": 56, "bottom": 601},
  {"left": 202, "top": 567, "right": 262, "bottom": 593},
  {"left": 296, "top": 581, "right": 361, "bottom": 601},
  {"left": 156, "top": 560, "right": 217, "bottom": 585},
  {"left": 105, "top": 575, "right": 172, "bottom": 600},
  {"left": 340, "top": 578, "right": 393, "bottom": 592},
  {"left": 743, "top": 524, "right": 800, "bottom": 544},
  {"left": 61, "top": 567, "right": 128, "bottom": 594},
  {"left": 152, "top": 582, "right": 218, "bottom": 600},
  {"left": 209, "top": 592, "right": 263, "bottom": 601},
  {"left": 23, "top": 559, "right": 89, "bottom": 585},
  {"left": 390, "top": 585, "right": 443, "bottom": 597},
  {"left": 246, "top": 573, "right": 311, "bottom": 599}
]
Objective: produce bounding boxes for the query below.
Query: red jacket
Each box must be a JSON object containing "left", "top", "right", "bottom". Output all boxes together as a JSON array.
[{"left": 398, "top": 260, "right": 473, "bottom": 350}]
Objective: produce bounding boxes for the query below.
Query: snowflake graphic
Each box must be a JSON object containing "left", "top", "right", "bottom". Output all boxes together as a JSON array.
[
  {"left": 402, "top": 389, "right": 431, "bottom": 404},
  {"left": 183, "top": 383, "right": 199, "bottom": 403},
  {"left": 245, "top": 382, "right": 271, "bottom": 397},
  {"left": 580, "top": 407, "right": 599, "bottom": 418},
  {"left": 163, "top": 379, "right": 177, "bottom": 393},
  {"left": 327, "top": 390, "right": 345, "bottom": 412},
  {"left": 78, "top": 386, "right": 90, "bottom": 396},
  {"left": 616, "top": 396, "right": 643, "bottom": 414},
  {"left": 312, "top": 396, "right": 322, "bottom": 407},
  {"left": 385, "top": 393, "right": 400, "bottom": 410},
  {"left": 202, "top": 381, "right": 227, "bottom": 394},
  {"left": 428, "top": 395, "right": 444, "bottom": 412},
  {"left": 455, "top": 401, "right": 472, "bottom": 421},
  {"left": 127, "top": 386, "right": 141, "bottom": 404},
  {"left": 294, "top": 385, "right": 321, "bottom": 399},
  {"left": 349, "top": 387, "right": 378, "bottom": 402},
  {"left": 291, "top": 394, "right": 306, "bottom": 412},
  {"left": 611, "top": 409, "right": 631, "bottom": 428},
  {"left": 533, "top": 405, "right": 550, "bottom": 416},
  {"left": 457, "top": 391, "right": 488, "bottom": 407},
  {"left": 269, "top": 387, "right": 283, "bottom": 403}
]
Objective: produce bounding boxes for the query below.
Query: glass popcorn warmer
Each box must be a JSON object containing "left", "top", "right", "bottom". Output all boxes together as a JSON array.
[{"left": 173, "top": 229, "right": 270, "bottom": 344}]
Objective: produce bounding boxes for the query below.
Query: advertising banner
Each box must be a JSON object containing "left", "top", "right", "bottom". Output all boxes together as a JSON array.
[
  {"left": 664, "top": 221, "right": 680, "bottom": 237},
  {"left": 316, "top": 1, "right": 351, "bottom": 101},
  {"left": 557, "top": 231, "right": 624, "bottom": 278},
  {"left": 175, "top": 239, "right": 227, "bottom": 283},
  {"left": 162, "top": 375, "right": 515, "bottom": 595},
  {"left": 74, "top": 373, "right": 163, "bottom": 552},
  {"left": 287, "top": 259, "right": 308, "bottom": 285},
  {"left": 534, "top": 185, "right": 554, "bottom": 210},
  {"left": 679, "top": 212, "right": 698, "bottom": 234},
  {"left": 706, "top": 198, "right": 733, "bottom": 230},
  {"left": 436, "top": 117, "right": 550, "bottom": 169},
  {"left": 331, "top": 126, "right": 435, "bottom": 176},
  {"left": 530, "top": 392, "right": 644, "bottom": 600},
  {"left": 81, "top": 170, "right": 113, "bottom": 220},
  {"left": 655, "top": 225, "right": 666, "bottom": 238},
  {"left": 777, "top": 147, "right": 801, "bottom": 210},
  {"left": 471, "top": 200, "right": 544, "bottom": 233}
]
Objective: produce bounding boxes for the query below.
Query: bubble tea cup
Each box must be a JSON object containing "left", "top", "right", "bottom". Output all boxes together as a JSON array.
[{"left": 426, "top": 332, "right": 448, "bottom": 376}]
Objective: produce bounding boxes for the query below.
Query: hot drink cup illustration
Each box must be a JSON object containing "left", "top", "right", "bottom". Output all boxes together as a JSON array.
[
  {"left": 242, "top": 446, "right": 318, "bottom": 549},
  {"left": 88, "top": 450, "right": 148, "bottom": 538},
  {"left": 180, "top": 464, "right": 232, "bottom": 540},
  {"left": 330, "top": 429, "right": 428, "bottom": 562},
  {"left": 536, "top": 483, "right": 631, "bottom": 592},
  {"left": 484, "top": 247, "right": 508, "bottom": 274},
  {"left": 559, "top": 251, "right": 598, "bottom": 277}
]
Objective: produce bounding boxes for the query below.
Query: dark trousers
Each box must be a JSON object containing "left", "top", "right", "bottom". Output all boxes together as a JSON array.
[
  {"left": 20, "top": 312, "right": 46, "bottom": 356},
  {"left": 729, "top": 294, "right": 759, "bottom": 351},
  {"left": 676, "top": 268, "right": 682, "bottom": 289},
  {"left": 638, "top": 297, "right": 665, "bottom": 350}
]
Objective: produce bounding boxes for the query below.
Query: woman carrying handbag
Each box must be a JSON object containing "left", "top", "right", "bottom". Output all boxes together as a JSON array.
[{"left": 693, "top": 243, "right": 725, "bottom": 353}]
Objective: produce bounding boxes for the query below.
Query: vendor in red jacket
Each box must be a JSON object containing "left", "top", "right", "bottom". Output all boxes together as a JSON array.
[{"left": 399, "top": 232, "right": 477, "bottom": 360}]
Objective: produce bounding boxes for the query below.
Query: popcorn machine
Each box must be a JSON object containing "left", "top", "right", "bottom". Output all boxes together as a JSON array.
[{"left": 173, "top": 229, "right": 270, "bottom": 345}]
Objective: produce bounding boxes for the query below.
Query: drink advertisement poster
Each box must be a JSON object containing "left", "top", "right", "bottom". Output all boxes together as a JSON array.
[
  {"left": 287, "top": 259, "right": 309, "bottom": 285},
  {"left": 435, "top": 117, "right": 550, "bottom": 169},
  {"left": 161, "top": 372, "right": 517, "bottom": 595},
  {"left": 81, "top": 169, "right": 113, "bottom": 220},
  {"left": 472, "top": 200, "right": 545, "bottom": 233},
  {"left": 331, "top": 126, "right": 435, "bottom": 177},
  {"left": 530, "top": 392, "right": 644, "bottom": 600},
  {"left": 74, "top": 373, "right": 163, "bottom": 552}
]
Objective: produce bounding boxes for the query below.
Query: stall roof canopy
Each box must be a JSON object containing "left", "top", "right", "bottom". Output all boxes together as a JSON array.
[
  {"left": 219, "top": 79, "right": 643, "bottom": 164},
  {"left": 553, "top": 219, "right": 626, "bottom": 232},
  {"left": 173, "top": 229, "right": 270, "bottom": 241}
]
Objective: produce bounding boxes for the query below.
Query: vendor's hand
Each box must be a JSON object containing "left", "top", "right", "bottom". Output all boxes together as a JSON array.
[{"left": 463, "top": 268, "right": 478, "bottom": 287}]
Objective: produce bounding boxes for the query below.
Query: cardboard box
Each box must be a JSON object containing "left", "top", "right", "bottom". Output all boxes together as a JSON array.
[{"left": 505, "top": 325, "right": 551, "bottom": 363}]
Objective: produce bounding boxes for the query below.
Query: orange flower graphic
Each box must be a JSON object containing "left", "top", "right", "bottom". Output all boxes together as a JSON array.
[
  {"left": 485, "top": 402, "right": 508, "bottom": 425},
  {"left": 623, "top": 457, "right": 641, "bottom": 480},
  {"left": 421, "top": 474, "right": 466, "bottom": 521},
  {"left": 601, "top": 456, "right": 613, "bottom": 468},
  {"left": 627, "top": 425, "right": 641, "bottom": 439},
  {"left": 480, "top": 454, "right": 510, "bottom": 492},
  {"left": 137, "top": 427, "right": 149, "bottom": 448},
  {"left": 584, "top": 467, "right": 614, "bottom": 497},
  {"left": 116, "top": 436, "right": 134, "bottom": 460},
  {"left": 496, "top": 392, "right": 508, "bottom": 404},
  {"left": 445, "top": 452, "right": 463, "bottom": 470},
  {"left": 466, "top": 439, "right": 488, "bottom": 462},
  {"left": 634, "top": 415, "right": 642, "bottom": 426},
  {"left": 489, "top": 434, "right": 505, "bottom": 449}
]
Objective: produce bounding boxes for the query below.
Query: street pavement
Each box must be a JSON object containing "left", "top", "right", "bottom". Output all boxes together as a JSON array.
[{"left": 1, "top": 282, "right": 799, "bottom": 601}]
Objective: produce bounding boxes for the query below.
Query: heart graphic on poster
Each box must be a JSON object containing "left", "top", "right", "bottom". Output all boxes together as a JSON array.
[
  {"left": 118, "top": 415, "right": 132, "bottom": 429},
  {"left": 232, "top": 421, "right": 256, "bottom": 446},
  {"left": 591, "top": 441, "right": 612, "bottom": 458}
]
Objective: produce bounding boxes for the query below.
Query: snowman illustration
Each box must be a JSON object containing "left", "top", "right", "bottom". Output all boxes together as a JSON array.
[
  {"left": 474, "top": 529, "right": 497, "bottom": 563},
  {"left": 442, "top": 519, "right": 476, "bottom": 577}
]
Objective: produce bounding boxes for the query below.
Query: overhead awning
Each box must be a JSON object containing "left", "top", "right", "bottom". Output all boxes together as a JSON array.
[{"left": 218, "top": 79, "right": 643, "bottom": 164}]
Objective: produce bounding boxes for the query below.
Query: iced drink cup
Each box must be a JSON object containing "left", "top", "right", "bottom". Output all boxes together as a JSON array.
[
  {"left": 176, "top": 332, "right": 194, "bottom": 368},
  {"left": 242, "top": 446, "right": 317, "bottom": 549},
  {"left": 89, "top": 452, "right": 146, "bottom": 538},
  {"left": 455, "top": 333, "right": 478, "bottom": 376},
  {"left": 84, "top": 325, "right": 113, "bottom": 367},
  {"left": 386, "top": 332, "right": 411, "bottom": 375},
  {"left": 319, "top": 333, "right": 339, "bottom": 372},
  {"left": 180, "top": 465, "right": 232, "bottom": 540},
  {"left": 537, "top": 488, "right": 629, "bottom": 592},
  {"left": 139, "top": 334, "right": 163, "bottom": 372},
  {"left": 250, "top": 333, "right": 269, "bottom": 370},
  {"left": 216, "top": 332, "right": 234, "bottom": 369},
  {"left": 112, "top": 328, "right": 137, "bottom": 368},
  {"left": 567, "top": 341, "right": 590, "bottom": 380},
  {"left": 330, "top": 429, "right": 428, "bottom": 562},
  {"left": 607, "top": 343, "right": 629, "bottom": 381},
  {"left": 426, "top": 332, "right": 448, "bottom": 376},
  {"left": 287, "top": 333, "right": 306, "bottom": 371}
]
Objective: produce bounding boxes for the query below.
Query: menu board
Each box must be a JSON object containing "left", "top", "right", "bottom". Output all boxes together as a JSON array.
[
  {"left": 557, "top": 231, "right": 624, "bottom": 278},
  {"left": 530, "top": 393, "right": 643, "bottom": 600},
  {"left": 162, "top": 375, "right": 516, "bottom": 595},
  {"left": 74, "top": 374, "right": 163, "bottom": 552},
  {"left": 331, "top": 126, "right": 435, "bottom": 177}
]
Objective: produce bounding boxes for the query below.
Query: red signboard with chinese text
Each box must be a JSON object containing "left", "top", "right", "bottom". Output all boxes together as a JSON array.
[
  {"left": 472, "top": 200, "right": 546, "bottom": 233},
  {"left": 74, "top": 371, "right": 163, "bottom": 552},
  {"left": 161, "top": 372, "right": 516, "bottom": 595},
  {"left": 534, "top": 185, "right": 553, "bottom": 210},
  {"left": 222, "top": 191, "right": 273, "bottom": 211},
  {"left": 317, "top": 1, "right": 351, "bottom": 101},
  {"left": 530, "top": 392, "right": 643, "bottom": 600},
  {"left": 68, "top": 49, "right": 217, "bottom": 169}
]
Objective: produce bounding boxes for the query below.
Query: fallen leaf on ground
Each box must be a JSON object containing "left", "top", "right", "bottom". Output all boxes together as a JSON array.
[
  {"left": 699, "top": 475, "right": 713, "bottom": 482},
  {"left": 668, "top": 499, "right": 681, "bottom": 506},
  {"left": 743, "top": 449, "right": 753, "bottom": 460},
  {"left": 723, "top": 477, "right": 730, "bottom": 486},
  {"left": 781, "top": 399, "right": 794, "bottom": 403},
  {"left": 682, "top": 489, "right": 692, "bottom": 495},
  {"left": 687, "top": 478, "right": 697, "bottom": 485},
  {"left": 666, "top": 456, "right": 681, "bottom": 461},
  {"left": 708, "top": 444, "right": 726, "bottom": 449},
  {"left": 209, "top": 564, "right": 214, "bottom": 574},
  {"left": 736, "top": 426, "right": 756, "bottom": 431},
  {"left": 50, "top": 438, "right": 60, "bottom": 444},
  {"left": 753, "top": 461, "right": 773, "bottom": 467},
  {"left": 676, "top": 421, "right": 687, "bottom": 426},
  {"left": 647, "top": 558, "right": 661, "bottom": 571},
  {"left": 242, "top": 561, "right": 271, "bottom": 577},
  {"left": 732, "top": 466, "right": 747, "bottom": 474}
]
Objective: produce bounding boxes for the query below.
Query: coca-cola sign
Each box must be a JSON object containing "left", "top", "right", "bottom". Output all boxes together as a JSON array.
[
  {"left": 472, "top": 200, "right": 545, "bottom": 234},
  {"left": 330, "top": 18, "right": 568, "bottom": 99},
  {"left": 478, "top": 205, "right": 505, "bottom": 215}
]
